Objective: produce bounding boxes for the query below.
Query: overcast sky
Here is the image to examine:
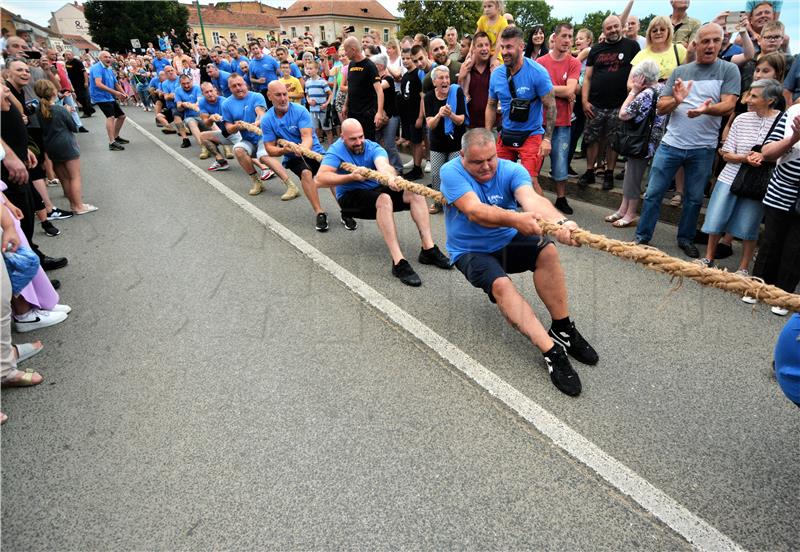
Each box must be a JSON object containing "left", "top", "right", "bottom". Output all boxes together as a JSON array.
[{"left": 5, "top": 0, "right": 798, "bottom": 48}]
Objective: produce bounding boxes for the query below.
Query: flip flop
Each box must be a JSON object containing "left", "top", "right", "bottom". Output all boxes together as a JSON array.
[
  {"left": 604, "top": 213, "right": 624, "bottom": 223},
  {"left": 612, "top": 216, "right": 639, "bottom": 228},
  {"left": 1, "top": 369, "right": 44, "bottom": 388},
  {"left": 14, "top": 341, "right": 43, "bottom": 364},
  {"left": 74, "top": 204, "right": 98, "bottom": 215}
]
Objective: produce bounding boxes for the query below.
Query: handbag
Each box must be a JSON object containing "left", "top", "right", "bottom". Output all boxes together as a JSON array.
[
  {"left": 730, "top": 112, "right": 783, "bottom": 200},
  {"left": 3, "top": 246, "right": 40, "bottom": 295},
  {"left": 612, "top": 89, "right": 658, "bottom": 159}
]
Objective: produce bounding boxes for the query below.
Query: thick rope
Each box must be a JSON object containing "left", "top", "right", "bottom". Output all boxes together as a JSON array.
[{"left": 244, "top": 132, "right": 800, "bottom": 313}]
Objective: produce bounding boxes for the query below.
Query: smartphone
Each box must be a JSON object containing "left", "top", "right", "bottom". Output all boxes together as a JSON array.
[
  {"left": 725, "top": 12, "right": 745, "bottom": 34},
  {"left": 24, "top": 50, "right": 42, "bottom": 59},
  {"left": 344, "top": 25, "right": 355, "bottom": 33}
]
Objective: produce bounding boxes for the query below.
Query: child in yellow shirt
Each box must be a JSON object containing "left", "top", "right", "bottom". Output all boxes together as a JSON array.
[
  {"left": 476, "top": 0, "right": 508, "bottom": 57},
  {"left": 279, "top": 61, "right": 304, "bottom": 104}
]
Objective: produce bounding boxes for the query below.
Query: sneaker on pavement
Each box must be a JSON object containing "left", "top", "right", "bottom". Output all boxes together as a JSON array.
[
  {"left": 734, "top": 268, "right": 750, "bottom": 277},
  {"left": 543, "top": 345, "right": 582, "bottom": 396},
  {"left": 47, "top": 208, "right": 74, "bottom": 221},
  {"left": 46, "top": 178, "right": 60, "bottom": 187},
  {"left": 52, "top": 304, "right": 72, "bottom": 314},
  {"left": 418, "top": 245, "right": 452, "bottom": 269},
  {"left": 548, "top": 322, "right": 599, "bottom": 365},
  {"left": 771, "top": 306, "right": 789, "bottom": 316},
  {"left": 341, "top": 215, "right": 358, "bottom": 231},
  {"left": 109, "top": 142, "right": 125, "bottom": 151},
  {"left": 554, "top": 197, "right": 573, "bottom": 215},
  {"left": 41, "top": 221, "right": 60, "bottom": 237},
  {"left": 180, "top": 138, "right": 191, "bottom": 148},
  {"left": 161, "top": 127, "right": 177, "bottom": 134},
  {"left": 78, "top": 127, "right": 89, "bottom": 133},
  {"left": 403, "top": 159, "right": 414, "bottom": 170},
  {"left": 567, "top": 166, "right": 578, "bottom": 177},
  {"left": 13, "top": 309, "right": 69, "bottom": 333},
  {"left": 208, "top": 160, "right": 229, "bottom": 171},
  {"left": 577, "top": 170, "right": 595, "bottom": 188},
  {"left": 404, "top": 166, "right": 424, "bottom": 181},
  {"left": 741, "top": 295, "right": 757, "bottom": 304},
  {"left": 114, "top": 136, "right": 130, "bottom": 144},
  {"left": 392, "top": 259, "right": 422, "bottom": 286},
  {"left": 315, "top": 212, "right": 329, "bottom": 232},
  {"left": 259, "top": 168, "right": 275, "bottom": 181},
  {"left": 602, "top": 170, "right": 614, "bottom": 190},
  {"left": 693, "top": 257, "right": 713, "bottom": 268},
  {"left": 424, "top": 160, "right": 431, "bottom": 173},
  {"left": 678, "top": 242, "right": 700, "bottom": 258}
]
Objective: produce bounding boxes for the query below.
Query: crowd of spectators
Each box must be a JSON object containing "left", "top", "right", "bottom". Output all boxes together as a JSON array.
[{"left": 1, "top": 0, "right": 799, "bottom": 405}]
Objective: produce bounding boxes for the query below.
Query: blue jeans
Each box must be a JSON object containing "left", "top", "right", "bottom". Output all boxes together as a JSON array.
[
  {"left": 549, "top": 126, "right": 571, "bottom": 182},
  {"left": 136, "top": 83, "right": 151, "bottom": 108},
  {"left": 635, "top": 143, "right": 715, "bottom": 245},
  {"left": 375, "top": 115, "right": 402, "bottom": 173}
]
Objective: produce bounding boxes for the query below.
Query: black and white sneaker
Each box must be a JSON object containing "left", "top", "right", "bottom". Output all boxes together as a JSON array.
[
  {"left": 208, "top": 160, "right": 229, "bottom": 171},
  {"left": 543, "top": 345, "right": 582, "bottom": 396},
  {"left": 114, "top": 136, "right": 130, "bottom": 144},
  {"left": 315, "top": 212, "right": 329, "bottom": 232},
  {"left": 109, "top": 142, "right": 125, "bottom": 151},
  {"left": 341, "top": 215, "right": 358, "bottom": 231},
  {"left": 41, "top": 221, "right": 61, "bottom": 237},
  {"left": 548, "top": 322, "right": 599, "bottom": 365},
  {"left": 180, "top": 138, "right": 191, "bottom": 148},
  {"left": 47, "top": 208, "right": 74, "bottom": 221}
]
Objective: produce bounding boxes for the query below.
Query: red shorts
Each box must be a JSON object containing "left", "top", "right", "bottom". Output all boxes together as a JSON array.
[{"left": 496, "top": 134, "right": 543, "bottom": 179}]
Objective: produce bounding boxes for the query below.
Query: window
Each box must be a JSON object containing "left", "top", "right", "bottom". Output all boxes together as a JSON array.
[
  {"left": 363, "top": 27, "right": 369, "bottom": 35},
  {"left": 246, "top": 32, "right": 254, "bottom": 41},
  {"left": 211, "top": 31, "right": 220, "bottom": 45},
  {"left": 290, "top": 26, "right": 296, "bottom": 38},
  {"left": 304, "top": 26, "right": 310, "bottom": 33},
  {"left": 319, "top": 25, "right": 326, "bottom": 42},
  {"left": 383, "top": 28, "right": 389, "bottom": 42},
  {"left": 229, "top": 31, "right": 238, "bottom": 41}
]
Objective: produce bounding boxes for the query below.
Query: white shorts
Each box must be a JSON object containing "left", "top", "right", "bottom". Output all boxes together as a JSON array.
[{"left": 205, "top": 129, "right": 241, "bottom": 146}]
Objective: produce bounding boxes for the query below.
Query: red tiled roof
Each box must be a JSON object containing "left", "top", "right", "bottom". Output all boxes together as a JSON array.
[
  {"left": 188, "top": 4, "right": 280, "bottom": 28},
  {"left": 280, "top": 0, "right": 396, "bottom": 21}
]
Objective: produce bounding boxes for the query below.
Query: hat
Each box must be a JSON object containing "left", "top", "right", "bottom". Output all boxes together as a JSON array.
[{"left": 775, "top": 313, "right": 800, "bottom": 407}]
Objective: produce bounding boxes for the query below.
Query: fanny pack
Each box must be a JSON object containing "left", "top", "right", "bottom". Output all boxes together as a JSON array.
[{"left": 500, "top": 128, "right": 533, "bottom": 148}]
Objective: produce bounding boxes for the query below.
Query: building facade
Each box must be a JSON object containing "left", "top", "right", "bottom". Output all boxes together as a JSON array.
[
  {"left": 278, "top": 0, "right": 399, "bottom": 45},
  {"left": 48, "top": 2, "right": 92, "bottom": 42},
  {"left": 187, "top": 2, "right": 282, "bottom": 48}
]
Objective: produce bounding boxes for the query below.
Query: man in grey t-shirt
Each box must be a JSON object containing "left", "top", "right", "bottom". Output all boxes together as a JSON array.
[{"left": 635, "top": 23, "right": 740, "bottom": 258}]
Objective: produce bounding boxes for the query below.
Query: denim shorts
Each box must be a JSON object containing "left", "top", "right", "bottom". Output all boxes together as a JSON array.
[
  {"left": 549, "top": 126, "right": 571, "bottom": 182},
  {"left": 701, "top": 179, "right": 764, "bottom": 240}
]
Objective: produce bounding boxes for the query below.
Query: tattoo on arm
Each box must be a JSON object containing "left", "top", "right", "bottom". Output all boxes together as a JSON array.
[{"left": 543, "top": 91, "right": 556, "bottom": 141}]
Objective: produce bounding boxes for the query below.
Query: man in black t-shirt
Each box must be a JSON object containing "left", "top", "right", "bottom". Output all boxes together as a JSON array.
[
  {"left": 64, "top": 50, "right": 94, "bottom": 117},
  {"left": 196, "top": 44, "right": 213, "bottom": 84},
  {"left": 580, "top": 15, "right": 639, "bottom": 190},
  {"left": 341, "top": 36, "right": 384, "bottom": 140}
]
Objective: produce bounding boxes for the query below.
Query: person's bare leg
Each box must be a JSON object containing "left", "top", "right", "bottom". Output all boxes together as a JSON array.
[
  {"left": 739, "top": 239, "right": 757, "bottom": 272},
  {"left": 585, "top": 141, "right": 599, "bottom": 174},
  {"left": 531, "top": 245, "right": 569, "bottom": 321},
  {"left": 375, "top": 194, "right": 404, "bottom": 263},
  {"left": 188, "top": 121, "right": 204, "bottom": 144},
  {"left": 720, "top": 232, "right": 734, "bottom": 246},
  {"left": 64, "top": 159, "right": 87, "bottom": 211},
  {"left": 300, "top": 171, "right": 323, "bottom": 213},
  {"left": 43, "top": 156, "right": 56, "bottom": 181},
  {"left": 555, "top": 180, "right": 566, "bottom": 200},
  {"left": 704, "top": 233, "right": 722, "bottom": 262},
  {"left": 105, "top": 116, "right": 116, "bottom": 143},
  {"left": 260, "top": 156, "right": 289, "bottom": 181},
  {"left": 175, "top": 117, "right": 188, "bottom": 139},
  {"left": 606, "top": 147, "right": 618, "bottom": 172},
  {"left": 675, "top": 166, "right": 685, "bottom": 197},
  {"left": 406, "top": 191, "right": 434, "bottom": 250},
  {"left": 623, "top": 198, "right": 639, "bottom": 220},
  {"left": 413, "top": 142, "right": 423, "bottom": 167},
  {"left": 32, "top": 178, "right": 55, "bottom": 213},
  {"left": 491, "top": 277, "right": 554, "bottom": 352},
  {"left": 113, "top": 115, "right": 126, "bottom": 138},
  {"left": 235, "top": 147, "right": 255, "bottom": 173}
]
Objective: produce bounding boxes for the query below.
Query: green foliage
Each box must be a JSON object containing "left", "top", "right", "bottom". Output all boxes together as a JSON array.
[
  {"left": 84, "top": 1, "right": 189, "bottom": 52},
  {"left": 397, "top": 1, "right": 483, "bottom": 39},
  {"left": 575, "top": 10, "right": 612, "bottom": 42},
  {"left": 505, "top": 0, "right": 568, "bottom": 35},
  {"left": 639, "top": 13, "right": 658, "bottom": 34}
]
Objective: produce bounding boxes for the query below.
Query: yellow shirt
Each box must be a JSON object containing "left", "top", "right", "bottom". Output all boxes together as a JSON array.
[
  {"left": 476, "top": 15, "right": 508, "bottom": 55},
  {"left": 631, "top": 44, "right": 687, "bottom": 81},
  {"left": 280, "top": 76, "right": 304, "bottom": 103}
]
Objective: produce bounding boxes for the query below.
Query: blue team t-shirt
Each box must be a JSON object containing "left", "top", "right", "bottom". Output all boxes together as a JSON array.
[
  {"left": 229, "top": 55, "right": 251, "bottom": 75},
  {"left": 217, "top": 59, "right": 233, "bottom": 73},
  {"left": 160, "top": 77, "right": 180, "bottom": 109},
  {"left": 89, "top": 62, "right": 117, "bottom": 103},
  {"left": 261, "top": 103, "right": 325, "bottom": 158},
  {"left": 198, "top": 96, "right": 223, "bottom": 117},
  {"left": 174, "top": 85, "right": 202, "bottom": 117},
  {"left": 153, "top": 57, "right": 171, "bottom": 73},
  {"left": 248, "top": 56, "right": 280, "bottom": 91},
  {"left": 148, "top": 76, "right": 160, "bottom": 90},
  {"left": 221, "top": 92, "right": 267, "bottom": 143},
  {"left": 440, "top": 158, "right": 533, "bottom": 263},
  {"left": 321, "top": 139, "right": 388, "bottom": 200},
  {"left": 211, "top": 70, "right": 232, "bottom": 97},
  {"left": 488, "top": 57, "right": 553, "bottom": 135}
]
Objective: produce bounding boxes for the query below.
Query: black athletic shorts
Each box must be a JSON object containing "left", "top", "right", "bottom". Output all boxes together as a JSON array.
[
  {"left": 338, "top": 185, "right": 410, "bottom": 220},
  {"left": 454, "top": 233, "right": 554, "bottom": 303},
  {"left": 96, "top": 100, "right": 125, "bottom": 119},
  {"left": 401, "top": 120, "right": 424, "bottom": 144},
  {"left": 284, "top": 155, "right": 320, "bottom": 178},
  {"left": 161, "top": 108, "right": 175, "bottom": 123}
]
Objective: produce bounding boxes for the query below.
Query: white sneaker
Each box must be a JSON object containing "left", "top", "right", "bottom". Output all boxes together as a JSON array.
[
  {"left": 424, "top": 161, "right": 431, "bottom": 173},
  {"left": 771, "top": 306, "right": 789, "bottom": 316},
  {"left": 52, "top": 304, "right": 72, "bottom": 314},
  {"left": 403, "top": 159, "right": 414, "bottom": 170},
  {"left": 741, "top": 296, "right": 757, "bottom": 304},
  {"left": 13, "top": 309, "right": 68, "bottom": 333}
]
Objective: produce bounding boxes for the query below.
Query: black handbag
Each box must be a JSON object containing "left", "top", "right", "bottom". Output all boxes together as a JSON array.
[
  {"left": 612, "top": 89, "right": 658, "bottom": 159},
  {"left": 729, "top": 112, "right": 783, "bottom": 200},
  {"left": 500, "top": 71, "right": 533, "bottom": 148}
]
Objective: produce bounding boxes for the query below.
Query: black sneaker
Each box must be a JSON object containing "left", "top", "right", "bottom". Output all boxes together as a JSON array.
[
  {"left": 577, "top": 170, "right": 595, "bottom": 188},
  {"left": 41, "top": 220, "right": 61, "bottom": 237},
  {"left": 109, "top": 142, "right": 125, "bottom": 151},
  {"left": 392, "top": 259, "right": 421, "bottom": 286},
  {"left": 315, "top": 212, "right": 329, "bottom": 232},
  {"left": 47, "top": 208, "right": 74, "bottom": 221},
  {"left": 78, "top": 126, "right": 89, "bottom": 133},
  {"left": 41, "top": 256, "right": 68, "bottom": 271},
  {"left": 418, "top": 244, "right": 451, "bottom": 269},
  {"left": 341, "top": 215, "right": 358, "bottom": 231},
  {"left": 403, "top": 166, "right": 423, "bottom": 181},
  {"left": 602, "top": 170, "right": 614, "bottom": 190},
  {"left": 548, "top": 322, "right": 599, "bottom": 365},
  {"left": 181, "top": 138, "right": 191, "bottom": 148},
  {"left": 714, "top": 242, "right": 733, "bottom": 259},
  {"left": 615, "top": 168, "right": 625, "bottom": 180},
  {"left": 161, "top": 127, "right": 177, "bottom": 134},
  {"left": 567, "top": 166, "right": 578, "bottom": 177},
  {"left": 678, "top": 242, "right": 700, "bottom": 258},
  {"left": 114, "top": 136, "right": 130, "bottom": 144},
  {"left": 554, "top": 197, "right": 573, "bottom": 215},
  {"left": 543, "top": 346, "right": 582, "bottom": 396}
]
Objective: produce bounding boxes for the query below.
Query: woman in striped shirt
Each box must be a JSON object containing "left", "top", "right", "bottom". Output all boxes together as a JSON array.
[{"left": 744, "top": 102, "right": 800, "bottom": 315}]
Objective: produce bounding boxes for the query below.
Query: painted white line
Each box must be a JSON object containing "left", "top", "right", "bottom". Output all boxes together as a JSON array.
[{"left": 129, "top": 119, "right": 746, "bottom": 552}]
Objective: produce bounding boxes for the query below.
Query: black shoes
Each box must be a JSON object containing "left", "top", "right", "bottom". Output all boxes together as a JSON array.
[
  {"left": 403, "top": 166, "right": 423, "bottom": 181},
  {"left": 418, "top": 245, "right": 451, "bottom": 269},
  {"left": 548, "top": 322, "right": 599, "bottom": 366},
  {"left": 78, "top": 126, "right": 89, "bottom": 133},
  {"left": 678, "top": 242, "right": 700, "bottom": 258},
  {"left": 577, "top": 170, "right": 595, "bottom": 188},
  {"left": 602, "top": 170, "right": 614, "bottom": 191},
  {"left": 42, "top": 221, "right": 60, "bottom": 236},
  {"left": 341, "top": 215, "right": 358, "bottom": 231},
  {"left": 114, "top": 136, "right": 130, "bottom": 144},
  {"left": 392, "top": 259, "right": 421, "bottom": 286},
  {"left": 715, "top": 242, "right": 733, "bottom": 259},
  {"left": 554, "top": 197, "right": 573, "bottom": 215},
  {"left": 180, "top": 138, "right": 191, "bottom": 148},
  {"left": 47, "top": 208, "right": 73, "bottom": 221},
  {"left": 41, "top": 256, "right": 68, "bottom": 271},
  {"left": 315, "top": 212, "right": 329, "bottom": 232},
  {"left": 634, "top": 238, "right": 649, "bottom": 246},
  {"left": 567, "top": 166, "right": 578, "bottom": 177},
  {"left": 109, "top": 142, "right": 124, "bottom": 151},
  {"left": 543, "top": 345, "right": 582, "bottom": 396}
]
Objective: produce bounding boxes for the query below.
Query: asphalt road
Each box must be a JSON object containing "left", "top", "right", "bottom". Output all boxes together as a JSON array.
[{"left": 1, "top": 106, "right": 798, "bottom": 551}]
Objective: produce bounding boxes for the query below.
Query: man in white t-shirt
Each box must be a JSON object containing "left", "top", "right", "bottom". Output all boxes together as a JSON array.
[{"left": 625, "top": 16, "right": 647, "bottom": 49}]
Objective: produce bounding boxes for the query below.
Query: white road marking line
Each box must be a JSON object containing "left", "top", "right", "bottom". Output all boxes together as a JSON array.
[{"left": 128, "top": 119, "right": 746, "bottom": 552}]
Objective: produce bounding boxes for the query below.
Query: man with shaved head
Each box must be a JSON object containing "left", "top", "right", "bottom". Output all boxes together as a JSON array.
[
  {"left": 341, "top": 37, "right": 384, "bottom": 140},
  {"left": 316, "top": 118, "right": 451, "bottom": 285},
  {"left": 90, "top": 50, "right": 129, "bottom": 150},
  {"left": 635, "top": 23, "right": 740, "bottom": 257}
]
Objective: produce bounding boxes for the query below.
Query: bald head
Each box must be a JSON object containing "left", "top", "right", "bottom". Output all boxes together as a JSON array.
[
  {"left": 341, "top": 118, "right": 366, "bottom": 153},
  {"left": 695, "top": 22, "right": 724, "bottom": 63},
  {"left": 343, "top": 36, "right": 362, "bottom": 59},
  {"left": 267, "top": 79, "right": 289, "bottom": 112},
  {"left": 602, "top": 15, "right": 622, "bottom": 43}
]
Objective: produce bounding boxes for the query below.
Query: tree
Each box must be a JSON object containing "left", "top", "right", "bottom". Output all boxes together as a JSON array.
[
  {"left": 84, "top": 1, "right": 190, "bottom": 53},
  {"left": 575, "top": 10, "right": 612, "bottom": 42},
  {"left": 397, "top": 1, "right": 483, "bottom": 39},
  {"left": 639, "top": 13, "right": 658, "bottom": 34}
]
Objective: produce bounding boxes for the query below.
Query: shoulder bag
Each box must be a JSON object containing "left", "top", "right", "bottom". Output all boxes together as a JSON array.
[
  {"left": 729, "top": 112, "right": 784, "bottom": 200},
  {"left": 500, "top": 69, "right": 533, "bottom": 148},
  {"left": 612, "top": 88, "right": 658, "bottom": 159}
]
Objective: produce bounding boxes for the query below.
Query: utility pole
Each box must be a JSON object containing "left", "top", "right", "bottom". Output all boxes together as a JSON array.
[{"left": 195, "top": 1, "right": 207, "bottom": 46}]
